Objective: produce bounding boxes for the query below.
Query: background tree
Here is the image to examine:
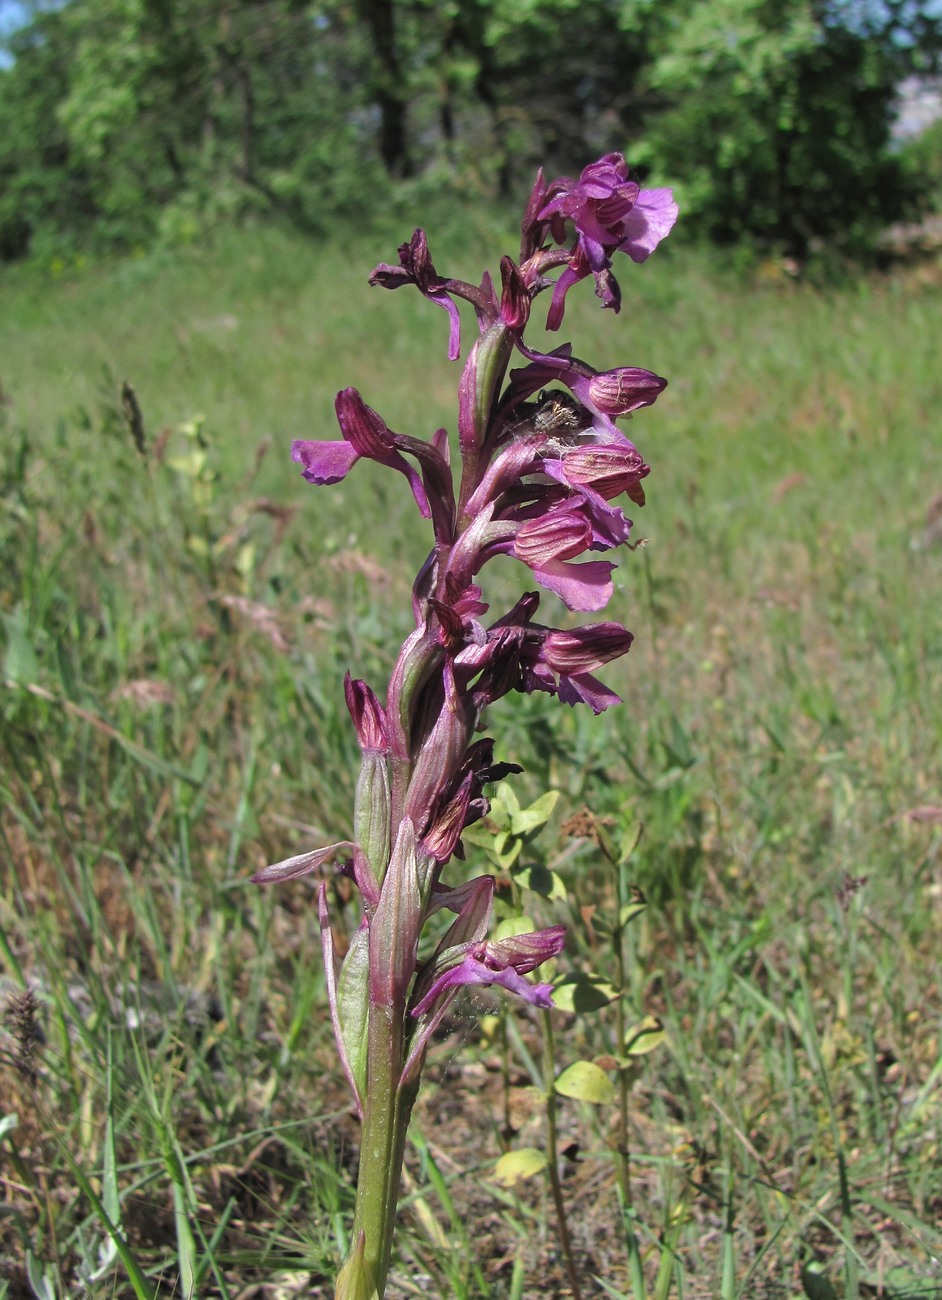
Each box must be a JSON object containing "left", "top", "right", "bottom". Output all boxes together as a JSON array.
[
  {"left": 0, "top": 0, "right": 382, "bottom": 255},
  {"left": 0, "top": 7, "right": 94, "bottom": 259},
  {"left": 0, "top": 0, "right": 939, "bottom": 262},
  {"left": 633, "top": 0, "right": 941, "bottom": 257}
]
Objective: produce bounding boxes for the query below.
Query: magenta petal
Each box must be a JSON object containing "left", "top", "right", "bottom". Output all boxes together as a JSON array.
[
  {"left": 291, "top": 439, "right": 359, "bottom": 485},
  {"left": 545, "top": 265, "right": 582, "bottom": 332},
  {"left": 531, "top": 557, "right": 615, "bottom": 612},
  {"left": 618, "top": 188, "right": 679, "bottom": 262},
  {"left": 412, "top": 952, "right": 554, "bottom": 1016},
  {"left": 432, "top": 291, "right": 462, "bottom": 360},
  {"left": 334, "top": 388, "right": 432, "bottom": 517},
  {"left": 492, "top": 970, "right": 556, "bottom": 1007},
  {"left": 557, "top": 671, "right": 622, "bottom": 714},
  {"left": 412, "top": 924, "right": 566, "bottom": 1017}
]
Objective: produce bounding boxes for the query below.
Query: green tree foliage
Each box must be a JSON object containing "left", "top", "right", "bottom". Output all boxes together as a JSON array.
[
  {"left": 634, "top": 0, "right": 940, "bottom": 257},
  {"left": 0, "top": 8, "right": 94, "bottom": 259},
  {"left": 0, "top": 0, "right": 383, "bottom": 257},
  {"left": 417, "top": 0, "right": 659, "bottom": 188},
  {"left": 899, "top": 112, "right": 942, "bottom": 211},
  {"left": 0, "top": 0, "right": 938, "bottom": 262}
]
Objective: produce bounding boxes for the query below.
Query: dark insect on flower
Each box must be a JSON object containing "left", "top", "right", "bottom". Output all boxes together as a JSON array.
[
  {"left": 532, "top": 390, "right": 592, "bottom": 435},
  {"left": 510, "top": 390, "right": 595, "bottom": 456}
]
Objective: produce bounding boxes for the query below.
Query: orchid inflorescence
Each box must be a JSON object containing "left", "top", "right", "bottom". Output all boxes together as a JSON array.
[{"left": 255, "top": 153, "right": 677, "bottom": 1299}]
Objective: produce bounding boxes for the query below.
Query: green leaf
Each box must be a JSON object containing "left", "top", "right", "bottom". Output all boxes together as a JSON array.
[
  {"left": 492, "top": 831, "right": 522, "bottom": 870},
  {"left": 554, "top": 1060, "right": 615, "bottom": 1105},
  {"left": 618, "top": 819, "right": 644, "bottom": 864},
  {"left": 171, "top": 1174, "right": 198, "bottom": 1300},
  {"left": 26, "top": 1249, "right": 57, "bottom": 1300},
  {"left": 460, "top": 823, "right": 492, "bottom": 849},
  {"left": 492, "top": 915, "right": 537, "bottom": 942},
  {"left": 800, "top": 1263, "right": 840, "bottom": 1300},
  {"left": 551, "top": 973, "right": 618, "bottom": 1014},
  {"left": 511, "top": 863, "right": 567, "bottom": 901},
  {"left": 619, "top": 894, "right": 647, "bottom": 929},
  {"left": 488, "top": 783, "right": 518, "bottom": 830},
  {"left": 491, "top": 1148, "right": 547, "bottom": 1187},
  {"left": 622, "top": 1016, "right": 666, "bottom": 1057},
  {"left": 55, "top": 640, "right": 79, "bottom": 701},
  {"left": 509, "top": 789, "right": 559, "bottom": 836},
  {"left": 463, "top": 820, "right": 521, "bottom": 867},
  {"left": 2, "top": 606, "right": 39, "bottom": 684}
]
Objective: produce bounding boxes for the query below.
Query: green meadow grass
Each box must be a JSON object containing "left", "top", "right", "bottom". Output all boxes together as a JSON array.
[{"left": 1, "top": 221, "right": 941, "bottom": 1299}]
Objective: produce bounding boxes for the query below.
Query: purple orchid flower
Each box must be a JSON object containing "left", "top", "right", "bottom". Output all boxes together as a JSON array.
[
  {"left": 411, "top": 926, "right": 567, "bottom": 1019},
  {"left": 292, "top": 388, "right": 431, "bottom": 518},
  {"left": 537, "top": 152, "right": 678, "bottom": 329},
  {"left": 260, "top": 153, "right": 676, "bottom": 1300}
]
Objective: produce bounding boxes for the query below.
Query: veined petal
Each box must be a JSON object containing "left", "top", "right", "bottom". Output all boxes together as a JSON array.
[
  {"left": 514, "top": 510, "right": 591, "bottom": 565},
  {"left": 553, "top": 445, "right": 649, "bottom": 503},
  {"left": 541, "top": 623, "right": 634, "bottom": 673},
  {"left": 587, "top": 367, "right": 667, "bottom": 415},
  {"left": 344, "top": 674, "right": 388, "bottom": 754},
  {"left": 557, "top": 671, "right": 623, "bottom": 713}
]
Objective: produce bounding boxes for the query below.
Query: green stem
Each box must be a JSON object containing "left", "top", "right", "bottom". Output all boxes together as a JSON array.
[
  {"left": 614, "top": 856, "right": 632, "bottom": 1211},
  {"left": 542, "top": 1010, "right": 583, "bottom": 1300},
  {"left": 336, "top": 1002, "right": 419, "bottom": 1300}
]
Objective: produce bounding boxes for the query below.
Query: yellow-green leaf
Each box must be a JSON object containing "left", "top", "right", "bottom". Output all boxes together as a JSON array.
[
  {"left": 510, "top": 789, "right": 559, "bottom": 835},
  {"left": 493, "top": 832, "right": 522, "bottom": 869},
  {"left": 555, "top": 1060, "right": 615, "bottom": 1105},
  {"left": 492, "top": 915, "right": 537, "bottom": 942},
  {"left": 491, "top": 1148, "right": 547, "bottom": 1187},
  {"left": 623, "top": 1015, "right": 666, "bottom": 1057}
]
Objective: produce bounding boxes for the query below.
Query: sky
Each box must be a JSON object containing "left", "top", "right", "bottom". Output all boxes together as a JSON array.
[{"left": 0, "top": 0, "right": 27, "bottom": 35}]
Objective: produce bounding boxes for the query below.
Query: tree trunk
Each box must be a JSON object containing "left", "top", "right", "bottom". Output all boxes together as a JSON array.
[{"left": 356, "top": 0, "right": 410, "bottom": 177}]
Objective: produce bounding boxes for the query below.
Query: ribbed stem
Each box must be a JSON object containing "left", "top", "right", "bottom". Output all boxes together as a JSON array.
[{"left": 335, "top": 1002, "right": 418, "bottom": 1299}]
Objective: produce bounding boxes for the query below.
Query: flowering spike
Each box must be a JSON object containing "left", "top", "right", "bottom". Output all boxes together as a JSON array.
[{"left": 262, "top": 152, "right": 676, "bottom": 1297}]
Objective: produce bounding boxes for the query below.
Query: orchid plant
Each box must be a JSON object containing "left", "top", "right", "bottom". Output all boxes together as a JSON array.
[{"left": 254, "top": 154, "right": 677, "bottom": 1299}]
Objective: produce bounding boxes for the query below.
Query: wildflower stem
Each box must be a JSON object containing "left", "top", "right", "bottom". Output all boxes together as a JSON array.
[
  {"left": 614, "top": 853, "right": 632, "bottom": 1211},
  {"left": 541, "top": 1008, "right": 583, "bottom": 1300},
  {"left": 336, "top": 1002, "right": 418, "bottom": 1299}
]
